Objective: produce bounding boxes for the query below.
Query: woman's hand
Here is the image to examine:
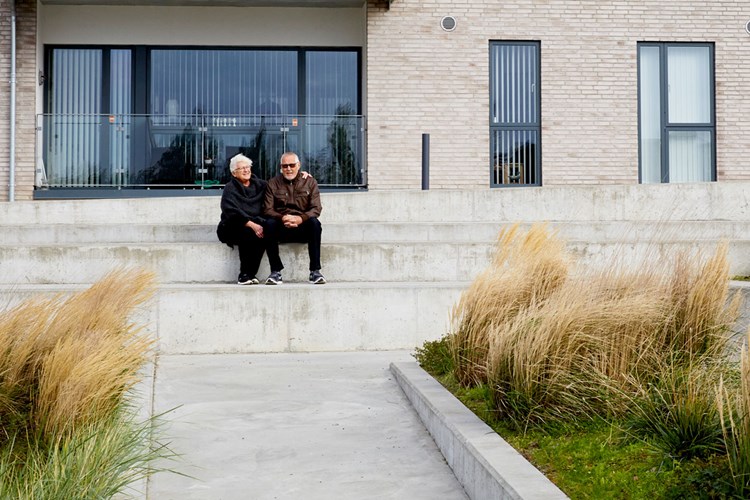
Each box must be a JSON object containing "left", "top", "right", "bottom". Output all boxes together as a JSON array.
[{"left": 246, "top": 220, "right": 264, "bottom": 238}]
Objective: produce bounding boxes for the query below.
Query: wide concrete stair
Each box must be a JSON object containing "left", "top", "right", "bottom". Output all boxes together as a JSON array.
[{"left": 2, "top": 182, "right": 750, "bottom": 354}]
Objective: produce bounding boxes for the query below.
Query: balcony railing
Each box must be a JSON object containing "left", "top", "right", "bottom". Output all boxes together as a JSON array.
[{"left": 36, "top": 114, "right": 366, "bottom": 191}]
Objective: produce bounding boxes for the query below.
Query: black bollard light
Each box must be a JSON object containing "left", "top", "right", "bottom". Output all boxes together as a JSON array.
[{"left": 421, "top": 133, "right": 430, "bottom": 190}]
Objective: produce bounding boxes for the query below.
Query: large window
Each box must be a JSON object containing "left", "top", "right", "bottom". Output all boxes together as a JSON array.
[
  {"left": 638, "top": 43, "right": 715, "bottom": 183},
  {"left": 42, "top": 46, "right": 362, "bottom": 189},
  {"left": 489, "top": 41, "right": 541, "bottom": 187}
]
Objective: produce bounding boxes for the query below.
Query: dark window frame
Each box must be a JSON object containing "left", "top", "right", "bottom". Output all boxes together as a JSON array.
[
  {"left": 637, "top": 41, "right": 716, "bottom": 183},
  {"left": 489, "top": 40, "right": 542, "bottom": 188}
]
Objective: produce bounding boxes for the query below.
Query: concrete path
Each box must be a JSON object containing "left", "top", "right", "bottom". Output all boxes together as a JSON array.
[{"left": 146, "top": 351, "right": 468, "bottom": 499}]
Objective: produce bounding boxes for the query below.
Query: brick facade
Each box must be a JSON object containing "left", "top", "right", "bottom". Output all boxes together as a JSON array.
[
  {"left": 0, "top": 0, "right": 36, "bottom": 202},
  {"left": 366, "top": 0, "right": 750, "bottom": 189}
]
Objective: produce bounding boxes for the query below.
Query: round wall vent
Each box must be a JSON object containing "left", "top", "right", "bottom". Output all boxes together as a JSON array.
[
  {"left": 441, "top": 16, "right": 457, "bottom": 32},
  {"left": 746, "top": 20, "right": 750, "bottom": 35}
]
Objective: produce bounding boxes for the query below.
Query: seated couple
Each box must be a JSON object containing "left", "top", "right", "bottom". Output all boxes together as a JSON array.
[{"left": 217, "top": 152, "right": 326, "bottom": 285}]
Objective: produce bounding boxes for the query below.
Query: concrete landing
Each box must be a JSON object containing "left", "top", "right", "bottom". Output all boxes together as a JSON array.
[{"left": 146, "top": 351, "right": 469, "bottom": 500}]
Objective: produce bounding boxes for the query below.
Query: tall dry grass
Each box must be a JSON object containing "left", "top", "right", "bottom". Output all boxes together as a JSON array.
[
  {"left": 0, "top": 268, "right": 155, "bottom": 440},
  {"left": 450, "top": 224, "right": 569, "bottom": 386},
  {"left": 450, "top": 224, "right": 741, "bottom": 428},
  {"left": 0, "top": 268, "right": 164, "bottom": 495}
]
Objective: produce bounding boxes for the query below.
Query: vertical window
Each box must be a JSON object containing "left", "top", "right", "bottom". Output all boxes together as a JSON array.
[
  {"left": 490, "top": 41, "right": 540, "bottom": 187},
  {"left": 638, "top": 43, "right": 715, "bottom": 183}
]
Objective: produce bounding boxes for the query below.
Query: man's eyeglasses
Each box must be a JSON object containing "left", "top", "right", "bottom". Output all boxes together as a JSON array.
[
  {"left": 280, "top": 163, "right": 298, "bottom": 169},
  {"left": 234, "top": 166, "right": 251, "bottom": 172}
]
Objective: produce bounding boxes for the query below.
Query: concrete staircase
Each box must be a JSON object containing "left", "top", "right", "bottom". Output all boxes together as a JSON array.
[{"left": 2, "top": 182, "right": 750, "bottom": 354}]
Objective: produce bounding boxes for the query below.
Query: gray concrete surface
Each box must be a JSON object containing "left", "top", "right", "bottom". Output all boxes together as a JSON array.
[
  {"left": 146, "top": 351, "right": 469, "bottom": 499},
  {"left": 3, "top": 183, "right": 750, "bottom": 225},
  {"left": 391, "top": 362, "right": 568, "bottom": 500}
]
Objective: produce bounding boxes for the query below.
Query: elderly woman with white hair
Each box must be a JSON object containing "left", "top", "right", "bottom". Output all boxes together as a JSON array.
[{"left": 216, "top": 154, "right": 270, "bottom": 284}]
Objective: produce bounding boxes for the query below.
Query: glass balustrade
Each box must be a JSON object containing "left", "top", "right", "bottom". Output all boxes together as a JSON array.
[{"left": 36, "top": 113, "right": 366, "bottom": 191}]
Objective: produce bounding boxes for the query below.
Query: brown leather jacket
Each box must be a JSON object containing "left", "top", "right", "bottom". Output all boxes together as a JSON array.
[{"left": 263, "top": 173, "right": 322, "bottom": 222}]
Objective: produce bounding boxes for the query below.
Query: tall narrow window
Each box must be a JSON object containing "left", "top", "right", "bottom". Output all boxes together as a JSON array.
[
  {"left": 490, "top": 41, "right": 541, "bottom": 187},
  {"left": 638, "top": 43, "right": 715, "bottom": 183}
]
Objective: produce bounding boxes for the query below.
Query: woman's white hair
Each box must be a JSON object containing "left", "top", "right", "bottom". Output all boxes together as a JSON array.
[{"left": 229, "top": 154, "right": 253, "bottom": 173}]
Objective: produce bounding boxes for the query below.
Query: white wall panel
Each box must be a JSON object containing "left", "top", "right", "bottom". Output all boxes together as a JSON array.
[{"left": 39, "top": 5, "right": 365, "bottom": 46}]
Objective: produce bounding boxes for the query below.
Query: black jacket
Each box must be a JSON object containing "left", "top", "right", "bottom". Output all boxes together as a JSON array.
[{"left": 217, "top": 176, "right": 268, "bottom": 246}]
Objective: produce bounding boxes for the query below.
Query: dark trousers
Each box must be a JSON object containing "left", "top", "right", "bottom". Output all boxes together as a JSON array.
[
  {"left": 265, "top": 217, "right": 322, "bottom": 272},
  {"left": 233, "top": 226, "right": 266, "bottom": 277}
]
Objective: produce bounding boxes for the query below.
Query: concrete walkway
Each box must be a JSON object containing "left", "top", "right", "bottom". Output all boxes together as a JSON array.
[{"left": 145, "top": 351, "right": 468, "bottom": 499}]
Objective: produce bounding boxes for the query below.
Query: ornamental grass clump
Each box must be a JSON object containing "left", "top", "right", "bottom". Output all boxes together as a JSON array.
[
  {"left": 423, "top": 224, "right": 750, "bottom": 495},
  {"left": 0, "top": 268, "right": 172, "bottom": 496},
  {"left": 450, "top": 224, "right": 569, "bottom": 386},
  {"left": 448, "top": 224, "right": 741, "bottom": 433},
  {"left": 485, "top": 269, "right": 671, "bottom": 426}
]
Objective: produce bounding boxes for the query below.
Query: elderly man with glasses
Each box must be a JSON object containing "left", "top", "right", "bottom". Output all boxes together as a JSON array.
[{"left": 263, "top": 151, "right": 326, "bottom": 285}]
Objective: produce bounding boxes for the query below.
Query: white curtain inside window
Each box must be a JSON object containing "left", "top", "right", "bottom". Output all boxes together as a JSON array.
[
  {"left": 667, "top": 46, "right": 710, "bottom": 124},
  {"left": 639, "top": 46, "right": 662, "bottom": 184},
  {"left": 669, "top": 131, "right": 711, "bottom": 182},
  {"left": 49, "top": 49, "right": 102, "bottom": 186}
]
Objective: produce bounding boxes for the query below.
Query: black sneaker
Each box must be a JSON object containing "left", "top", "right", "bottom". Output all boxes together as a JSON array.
[
  {"left": 265, "top": 271, "right": 283, "bottom": 285},
  {"left": 238, "top": 273, "right": 259, "bottom": 285},
  {"left": 309, "top": 270, "right": 326, "bottom": 285}
]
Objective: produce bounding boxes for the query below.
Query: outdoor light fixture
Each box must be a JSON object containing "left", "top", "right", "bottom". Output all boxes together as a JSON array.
[{"left": 441, "top": 16, "right": 457, "bottom": 32}]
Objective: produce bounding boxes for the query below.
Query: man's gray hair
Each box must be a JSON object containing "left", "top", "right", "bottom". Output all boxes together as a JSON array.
[{"left": 229, "top": 154, "right": 253, "bottom": 173}]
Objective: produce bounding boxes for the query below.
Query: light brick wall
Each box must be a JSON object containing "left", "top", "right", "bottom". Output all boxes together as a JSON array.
[
  {"left": 2, "top": 1, "right": 749, "bottom": 197},
  {"left": 366, "top": 0, "right": 750, "bottom": 189},
  {"left": 0, "top": 0, "right": 37, "bottom": 202}
]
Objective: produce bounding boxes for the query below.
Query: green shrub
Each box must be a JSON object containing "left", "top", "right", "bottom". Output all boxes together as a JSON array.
[{"left": 413, "top": 336, "right": 454, "bottom": 376}]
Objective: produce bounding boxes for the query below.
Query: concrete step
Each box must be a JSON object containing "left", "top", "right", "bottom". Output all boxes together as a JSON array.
[
  {"left": 0, "top": 282, "right": 465, "bottom": 354},
  {"left": 4, "top": 220, "right": 750, "bottom": 245},
  {"left": 0, "top": 241, "right": 493, "bottom": 284},
  {"left": 6, "top": 182, "right": 750, "bottom": 225},
  {"left": 3, "top": 281, "right": 747, "bottom": 355},
  {"left": 2, "top": 239, "right": 749, "bottom": 285}
]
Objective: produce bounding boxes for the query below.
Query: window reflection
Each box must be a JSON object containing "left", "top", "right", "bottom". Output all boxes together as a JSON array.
[{"left": 150, "top": 50, "right": 298, "bottom": 116}]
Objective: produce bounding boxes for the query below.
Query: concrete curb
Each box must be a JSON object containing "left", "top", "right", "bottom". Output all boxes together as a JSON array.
[{"left": 390, "top": 362, "right": 568, "bottom": 500}]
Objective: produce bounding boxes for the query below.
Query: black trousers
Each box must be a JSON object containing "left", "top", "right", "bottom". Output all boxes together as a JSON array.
[
  {"left": 264, "top": 217, "right": 322, "bottom": 272},
  {"left": 232, "top": 226, "right": 266, "bottom": 277},
  {"left": 218, "top": 222, "right": 267, "bottom": 277}
]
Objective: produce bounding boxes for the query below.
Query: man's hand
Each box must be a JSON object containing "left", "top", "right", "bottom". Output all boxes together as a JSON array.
[
  {"left": 282, "top": 214, "right": 303, "bottom": 228},
  {"left": 246, "top": 220, "right": 264, "bottom": 238}
]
